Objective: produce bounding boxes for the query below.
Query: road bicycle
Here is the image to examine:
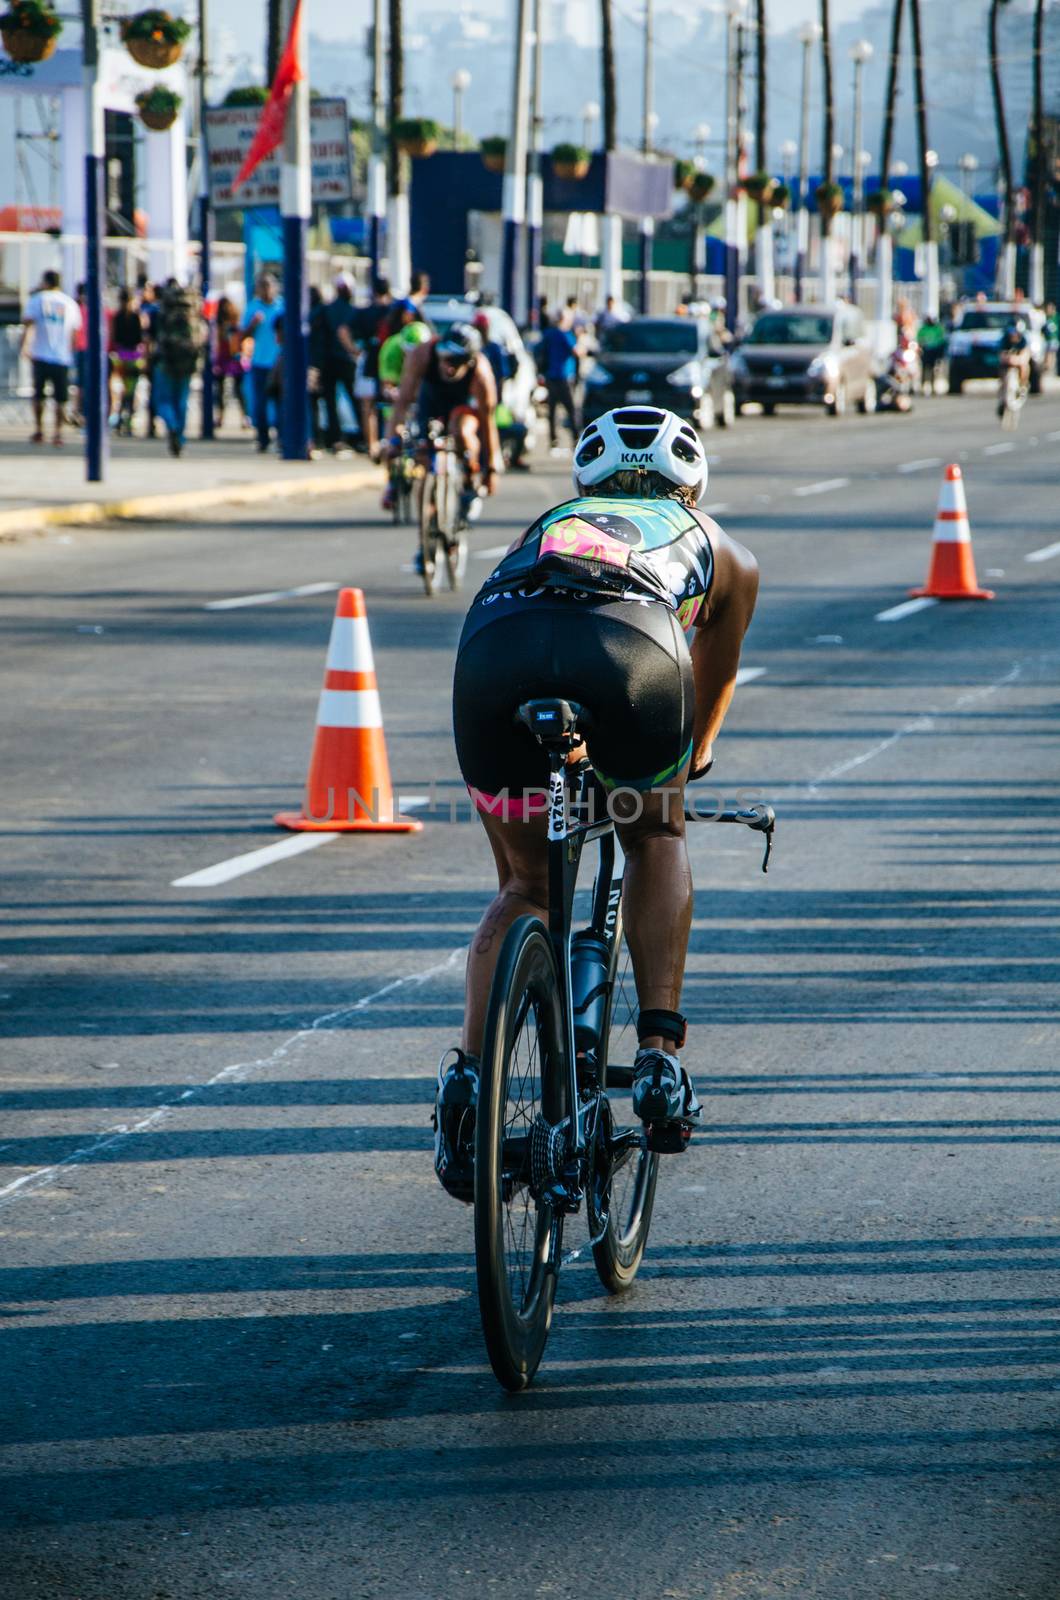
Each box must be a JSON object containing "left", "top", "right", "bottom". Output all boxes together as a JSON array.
[
  {"left": 998, "top": 360, "right": 1027, "bottom": 432},
  {"left": 473, "top": 696, "right": 775, "bottom": 1390},
  {"left": 417, "top": 421, "right": 470, "bottom": 597},
  {"left": 387, "top": 427, "right": 420, "bottom": 526}
]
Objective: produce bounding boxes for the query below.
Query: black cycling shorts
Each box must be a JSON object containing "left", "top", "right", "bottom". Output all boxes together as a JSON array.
[{"left": 453, "top": 590, "right": 693, "bottom": 812}]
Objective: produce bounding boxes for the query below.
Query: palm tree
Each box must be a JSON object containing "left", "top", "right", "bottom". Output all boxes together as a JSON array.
[
  {"left": 819, "top": 0, "right": 834, "bottom": 237},
  {"left": 754, "top": 0, "right": 767, "bottom": 177},
  {"left": 908, "top": 0, "right": 931, "bottom": 252},
  {"left": 988, "top": 0, "right": 1015, "bottom": 272},
  {"left": 266, "top": 0, "right": 281, "bottom": 82},
  {"left": 1032, "top": 0, "right": 1045, "bottom": 286},
  {"left": 388, "top": 0, "right": 404, "bottom": 199},
  {"left": 600, "top": 0, "right": 617, "bottom": 153},
  {"left": 879, "top": 0, "right": 904, "bottom": 210}
]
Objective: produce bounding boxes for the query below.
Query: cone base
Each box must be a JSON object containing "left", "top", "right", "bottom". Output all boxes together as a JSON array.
[
  {"left": 274, "top": 810, "right": 424, "bottom": 834},
  {"left": 909, "top": 586, "right": 995, "bottom": 601}
]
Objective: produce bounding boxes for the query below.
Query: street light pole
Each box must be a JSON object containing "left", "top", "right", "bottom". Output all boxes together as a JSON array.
[
  {"left": 198, "top": 0, "right": 214, "bottom": 440},
  {"left": 794, "top": 21, "right": 819, "bottom": 303},
  {"left": 451, "top": 66, "right": 471, "bottom": 146},
  {"left": 638, "top": 0, "right": 654, "bottom": 314},
  {"left": 368, "top": 0, "right": 386, "bottom": 283},
  {"left": 723, "top": 0, "right": 746, "bottom": 335},
  {"left": 80, "top": 0, "right": 105, "bottom": 483},
  {"left": 280, "top": 0, "right": 309, "bottom": 460},
  {"left": 525, "top": 5, "right": 543, "bottom": 329},
  {"left": 500, "top": 0, "right": 531, "bottom": 318},
  {"left": 848, "top": 39, "right": 872, "bottom": 302}
]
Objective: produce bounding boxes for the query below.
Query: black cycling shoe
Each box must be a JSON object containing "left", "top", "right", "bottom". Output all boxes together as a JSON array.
[
  {"left": 432, "top": 1048, "right": 479, "bottom": 1201},
  {"left": 632, "top": 1048, "right": 701, "bottom": 1154}
]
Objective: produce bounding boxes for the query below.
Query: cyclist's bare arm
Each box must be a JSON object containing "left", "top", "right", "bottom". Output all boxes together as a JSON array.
[
  {"left": 688, "top": 530, "right": 760, "bottom": 777},
  {"left": 388, "top": 340, "right": 432, "bottom": 434},
  {"left": 470, "top": 357, "right": 501, "bottom": 485}
]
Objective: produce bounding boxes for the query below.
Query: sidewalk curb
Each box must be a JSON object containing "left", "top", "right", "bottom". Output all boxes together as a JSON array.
[{"left": 0, "top": 464, "right": 380, "bottom": 544}]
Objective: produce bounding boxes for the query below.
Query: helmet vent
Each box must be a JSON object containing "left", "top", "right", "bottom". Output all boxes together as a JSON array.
[
  {"left": 672, "top": 435, "right": 699, "bottom": 463},
  {"left": 616, "top": 426, "right": 660, "bottom": 450}
]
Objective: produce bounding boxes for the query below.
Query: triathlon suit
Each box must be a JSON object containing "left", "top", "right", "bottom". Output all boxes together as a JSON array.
[
  {"left": 417, "top": 341, "right": 477, "bottom": 433},
  {"left": 453, "top": 495, "right": 716, "bottom": 813}
]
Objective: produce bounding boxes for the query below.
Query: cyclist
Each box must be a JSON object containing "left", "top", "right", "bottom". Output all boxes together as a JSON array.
[
  {"left": 998, "top": 318, "right": 1030, "bottom": 413},
  {"left": 378, "top": 300, "right": 431, "bottom": 511},
  {"left": 434, "top": 405, "right": 759, "bottom": 1199},
  {"left": 387, "top": 321, "right": 501, "bottom": 506}
]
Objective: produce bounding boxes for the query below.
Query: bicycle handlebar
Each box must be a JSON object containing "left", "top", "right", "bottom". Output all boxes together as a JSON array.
[{"left": 683, "top": 797, "right": 776, "bottom": 872}]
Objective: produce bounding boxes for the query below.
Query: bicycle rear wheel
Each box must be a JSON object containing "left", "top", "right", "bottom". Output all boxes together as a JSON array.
[
  {"left": 591, "top": 907, "right": 660, "bottom": 1294},
  {"left": 475, "top": 916, "right": 568, "bottom": 1391}
]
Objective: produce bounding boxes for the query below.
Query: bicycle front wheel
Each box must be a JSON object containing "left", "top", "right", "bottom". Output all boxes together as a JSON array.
[
  {"left": 418, "top": 472, "right": 438, "bottom": 597},
  {"left": 475, "top": 916, "right": 568, "bottom": 1391},
  {"left": 591, "top": 908, "right": 660, "bottom": 1294}
]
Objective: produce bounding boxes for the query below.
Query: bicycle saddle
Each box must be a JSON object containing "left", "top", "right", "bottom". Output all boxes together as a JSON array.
[{"left": 514, "top": 698, "right": 587, "bottom": 750}]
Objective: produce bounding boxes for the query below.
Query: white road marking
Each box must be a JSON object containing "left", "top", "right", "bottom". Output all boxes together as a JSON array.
[
  {"left": 1025, "top": 540, "right": 1060, "bottom": 563},
  {"left": 806, "top": 663, "right": 1021, "bottom": 796},
  {"left": 474, "top": 543, "right": 512, "bottom": 560},
  {"left": 896, "top": 457, "right": 942, "bottom": 474},
  {"left": 735, "top": 666, "right": 767, "bottom": 686},
  {"left": 982, "top": 442, "right": 1015, "bottom": 456},
  {"left": 793, "top": 477, "right": 850, "bottom": 497},
  {"left": 875, "top": 596, "right": 939, "bottom": 623},
  {"left": 172, "top": 832, "right": 339, "bottom": 887},
  {"left": 1046, "top": 430, "right": 1060, "bottom": 442},
  {"left": 703, "top": 502, "right": 731, "bottom": 514},
  {"left": 171, "top": 798, "right": 430, "bottom": 888},
  {"left": 204, "top": 581, "right": 340, "bottom": 611},
  {"left": 0, "top": 947, "right": 466, "bottom": 1210}
]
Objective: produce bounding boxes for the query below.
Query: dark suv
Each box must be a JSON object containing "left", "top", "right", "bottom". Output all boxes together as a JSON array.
[
  {"left": 729, "top": 304, "right": 876, "bottom": 416},
  {"left": 581, "top": 316, "right": 736, "bottom": 431}
]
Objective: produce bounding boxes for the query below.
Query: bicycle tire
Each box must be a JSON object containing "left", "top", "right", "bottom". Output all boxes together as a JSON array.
[
  {"left": 475, "top": 916, "right": 568, "bottom": 1391},
  {"left": 418, "top": 471, "right": 438, "bottom": 597},
  {"left": 591, "top": 905, "right": 660, "bottom": 1294}
]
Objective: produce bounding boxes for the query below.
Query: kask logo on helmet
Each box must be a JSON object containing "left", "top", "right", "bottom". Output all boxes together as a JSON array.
[{"left": 620, "top": 451, "right": 654, "bottom": 464}]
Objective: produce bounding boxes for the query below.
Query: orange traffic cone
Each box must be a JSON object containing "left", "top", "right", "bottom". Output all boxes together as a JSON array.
[
  {"left": 910, "top": 464, "right": 994, "bottom": 601},
  {"left": 276, "top": 588, "right": 423, "bottom": 834}
]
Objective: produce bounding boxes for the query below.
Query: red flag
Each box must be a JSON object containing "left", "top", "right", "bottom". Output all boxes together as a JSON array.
[{"left": 231, "top": 0, "right": 305, "bottom": 194}]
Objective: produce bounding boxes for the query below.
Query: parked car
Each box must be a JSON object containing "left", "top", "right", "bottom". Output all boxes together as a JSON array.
[
  {"left": 946, "top": 301, "right": 1046, "bottom": 394},
  {"left": 581, "top": 315, "right": 736, "bottom": 431},
  {"left": 729, "top": 304, "right": 876, "bottom": 416},
  {"left": 419, "top": 296, "right": 539, "bottom": 450}
]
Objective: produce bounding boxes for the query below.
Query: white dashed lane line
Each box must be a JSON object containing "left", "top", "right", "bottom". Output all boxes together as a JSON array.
[
  {"left": 897, "top": 458, "right": 942, "bottom": 474},
  {"left": 735, "top": 666, "right": 768, "bottom": 685},
  {"left": 982, "top": 442, "right": 1016, "bottom": 456},
  {"left": 1026, "top": 540, "right": 1060, "bottom": 563},
  {"left": 793, "top": 478, "right": 850, "bottom": 497},
  {"left": 205, "top": 581, "right": 341, "bottom": 611},
  {"left": 875, "top": 597, "right": 939, "bottom": 623},
  {"left": 171, "top": 802, "right": 430, "bottom": 888}
]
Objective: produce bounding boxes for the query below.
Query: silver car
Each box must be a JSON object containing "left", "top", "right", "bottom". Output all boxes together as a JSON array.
[{"left": 729, "top": 304, "right": 876, "bottom": 417}]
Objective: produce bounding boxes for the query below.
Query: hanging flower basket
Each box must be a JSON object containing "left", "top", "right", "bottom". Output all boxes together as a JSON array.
[
  {"left": 136, "top": 86, "right": 182, "bottom": 131},
  {"left": 0, "top": 0, "right": 62, "bottom": 63},
  {"left": 865, "top": 187, "right": 891, "bottom": 217},
  {"left": 480, "top": 136, "right": 507, "bottom": 174},
  {"left": 771, "top": 182, "right": 791, "bottom": 210},
  {"left": 674, "top": 158, "right": 696, "bottom": 193},
  {"left": 815, "top": 181, "right": 845, "bottom": 217},
  {"left": 122, "top": 9, "right": 191, "bottom": 70},
  {"left": 744, "top": 171, "right": 777, "bottom": 203},
  {"left": 394, "top": 118, "right": 440, "bottom": 157},
  {"left": 688, "top": 172, "right": 716, "bottom": 204},
  {"left": 552, "top": 143, "right": 590, "bottom": 181}
]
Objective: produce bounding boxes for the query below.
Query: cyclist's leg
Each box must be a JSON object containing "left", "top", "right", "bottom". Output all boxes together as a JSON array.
[
  {"left": 451, "top": 407, "right": 481, "bottom": 476},
  {"left": 612, "top": 775, "right": 692, "bottom": 1050},
  {"left": 462, "top": 806, "right": 549, "bottom": 1056}
]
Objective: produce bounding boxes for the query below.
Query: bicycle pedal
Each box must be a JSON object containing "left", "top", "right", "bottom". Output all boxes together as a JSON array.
[{"left": 645, "top": 1119, "right": 695, "bottom": 1155}]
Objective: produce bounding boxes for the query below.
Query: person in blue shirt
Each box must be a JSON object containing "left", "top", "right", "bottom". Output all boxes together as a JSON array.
[
  {"left": 242, "top": 273, "right": 285, "bottom": 452},
  {"left": 536, "top": 311, "right": 579, "bottom": 451}
]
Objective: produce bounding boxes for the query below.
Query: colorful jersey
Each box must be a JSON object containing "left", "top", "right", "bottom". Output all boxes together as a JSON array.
[
  {"left": 378, "top": 321, "right": 431, "bottom": 387},
  {"left": 479, "top": 495, "right": 715, "bottom": 631}
]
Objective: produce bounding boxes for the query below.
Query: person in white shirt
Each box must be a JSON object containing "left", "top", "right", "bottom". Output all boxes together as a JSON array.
[{"left": 21, "top": 270, "right": 82, "bottom": 446}]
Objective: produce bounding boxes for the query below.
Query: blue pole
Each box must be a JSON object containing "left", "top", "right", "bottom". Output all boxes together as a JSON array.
[
  {"left": 83, "top": 157, "right": 106, "bottom": 481},
  {"left": 500, "top": 217, "right": 519, "bottom": 318},
  {"left": 199, "top": 193, "right": 215, "bottom": 440},
  {"left": 638, "top": 216, "right": 653, "bottom": 314},
  {"left": 281, "top": 214, "right": 309, "bottom": 459}
]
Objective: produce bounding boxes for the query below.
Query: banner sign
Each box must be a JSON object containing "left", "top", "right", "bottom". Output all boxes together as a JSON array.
[{"left": 206, "top": 97, "right": 352, "bottom": 208}]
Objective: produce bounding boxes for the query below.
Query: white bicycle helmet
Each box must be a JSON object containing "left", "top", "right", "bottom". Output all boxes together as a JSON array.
[{"left": 572, "top": 406, "right": 709, "bottom": 503}]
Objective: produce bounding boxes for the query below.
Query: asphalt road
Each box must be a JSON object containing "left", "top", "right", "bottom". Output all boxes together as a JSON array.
[{"left": 2, "top": 387, "right": 1059, "bottom": 1599}]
